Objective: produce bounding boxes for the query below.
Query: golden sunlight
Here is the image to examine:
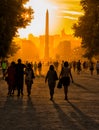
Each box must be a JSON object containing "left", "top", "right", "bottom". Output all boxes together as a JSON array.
[
  {"left": 18, "top": 0, "right": 60, "bottom": 38},
  {"left": 18, "top": 0, "right": 82, "bottom": 38}
]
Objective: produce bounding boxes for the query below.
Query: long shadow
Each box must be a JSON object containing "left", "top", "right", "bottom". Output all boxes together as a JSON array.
[
  {"left": 0, "top": 96, "right": 40, "bottom": 130},
  {"left": 68, "top": 100, "right": 99, "bottom": 130},
  {"left": 81, "top": 74, "right": 99, "bottom": 81},
  {"left": 52, "top": 100, "right": 82, "bottom": 130},
  {"left": 73, "top": 82, "right": 94, "bottom": 93},
  {"left": 24, "top": 97, "right": 41, "bottom": 128},
  {"left": 0, "top": 96, "right": 24, "bottom": 129},
  {"left": 73, "top": 82, "right": 89, "bottom": 90}
]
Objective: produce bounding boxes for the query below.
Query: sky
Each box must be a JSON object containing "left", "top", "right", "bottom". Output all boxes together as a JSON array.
[{"left": 18, "top": 0, "right": 83, "bottom": 38}]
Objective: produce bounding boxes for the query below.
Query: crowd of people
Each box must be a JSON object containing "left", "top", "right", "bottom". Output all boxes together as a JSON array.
[
  {"left": 0, "top": 58, "right": 99, "bottom": 100},
  {"left": 0, "top": 59, "right": 41, "bottom": 97},
  {"left": 72, "top": 60, "right": 99, "bottom": 75}
]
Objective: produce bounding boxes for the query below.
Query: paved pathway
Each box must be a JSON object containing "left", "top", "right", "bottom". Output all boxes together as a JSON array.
[{"left": 0, "top": 70, "right": 99, "bottom": 130}]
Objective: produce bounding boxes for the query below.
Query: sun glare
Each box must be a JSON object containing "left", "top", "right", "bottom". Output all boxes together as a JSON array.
[
  {"left": 18, "top": 0, "right": 82, "bottom": 38},
  {"left": 18, "top": 0, "right": 60, "bottom": 38}
]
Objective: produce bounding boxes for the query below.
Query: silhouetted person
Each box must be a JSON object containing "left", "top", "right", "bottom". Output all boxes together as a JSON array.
[
  {"left": 45, "top": 65, "right": 58, "bottom": 100},
  {"left": 96, "top": 61, "right": 99, "bottom": 75},
  {"left": 6, "top": 61, "right": 16, "bottom": 96},
  {"left": 83, "top": 61, "right": 87, "bottom": 70},
  {"left": 16, "top": 59, "right": 26, "bottom": 97},
  {"left": 37, "top": 61, "right": 42, "bottom": 76},
  {"left": 89, "top": 61, "right": 94, "bottom": 75},
  {"left": 1, "top": 60, "right": 8, "bottom": 79},
  {"left": 72, "top": 61, "right": 76, "bottom": 72},
  {"left": 24, "top": 63, "right": 35, "bottom": 96},
  {"left": 77, "top": 60, "right": 81, "bottom": 74},
  {"left": 59, "top": 61, "right": 73, "bottom": 100}
]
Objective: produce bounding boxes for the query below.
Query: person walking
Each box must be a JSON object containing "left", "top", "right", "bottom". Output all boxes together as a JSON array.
[
  {"left": 89, "top": 61, "right": 94, "bottom": 75},
  {"left": 1, "top": 60, "right": 8, "bottom": 79},
  {"left": 72, "top": 61, "right": 76, "bottom": 72},
  {"left": 16, "top": 59, "right": 26, "bottom": 97},
  {"left": 45, "top": 65, "right": 58, "bottom": 100},
  {"left": 96, "top": 61, "right": 99, "bottom": 75},
  {"left": 59, "top": 61, "right": 73, "bottom": 100},
  {"left": 24, "top": 63, "right": 35, "bottom": 96},
  {"left": 6, "top": 61, "right": 16, "bottom": 96},
  {"left": 37, "top": 61, "right": 42, "bottom": 76},
  {"left": 77, "top": 60, "right": 81, "bottom": 74}
]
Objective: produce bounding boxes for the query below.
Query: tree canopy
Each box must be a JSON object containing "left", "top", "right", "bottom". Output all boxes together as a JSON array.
[
  {"left": 0, "top": 0, "right": 34, "bottom": 58},
  {"left": 72, "top": 0, "right": 99, "bottom": 59}
]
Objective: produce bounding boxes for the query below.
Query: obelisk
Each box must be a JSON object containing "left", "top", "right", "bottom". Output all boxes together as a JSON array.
[{"left": 44, "top": 9, "right": 49, "bottom": 60}]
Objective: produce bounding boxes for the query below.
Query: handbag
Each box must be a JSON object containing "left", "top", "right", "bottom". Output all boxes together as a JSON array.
[{"left": 57, "top": 78, "right": 62, "bottom": 88}]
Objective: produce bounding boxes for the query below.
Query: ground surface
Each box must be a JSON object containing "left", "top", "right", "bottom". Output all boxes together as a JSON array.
[{"left": 0, "top": 68, "right": 99, "bottom": 130}]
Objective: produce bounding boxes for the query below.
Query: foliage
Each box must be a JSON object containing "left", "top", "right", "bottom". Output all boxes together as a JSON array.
[
  {"left": 0, "top": 0, "right": 34, "bottom": 58},
  {"left": 7, "top": 42, "right": 20, "bottom": 57},
  {"left": 72, "top": 0, "right": 99, "bottom": 59}
]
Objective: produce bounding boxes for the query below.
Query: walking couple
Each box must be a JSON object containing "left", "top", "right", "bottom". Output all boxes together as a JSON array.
[{"left": 45, "top": 61, "right": 73, "bottom": 100}]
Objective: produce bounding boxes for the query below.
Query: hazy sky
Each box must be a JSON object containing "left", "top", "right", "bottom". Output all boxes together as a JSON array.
[{"left": 18, "top": 0, "right": 83, "bottom": 38}]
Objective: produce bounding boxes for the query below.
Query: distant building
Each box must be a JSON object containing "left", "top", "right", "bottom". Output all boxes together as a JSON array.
[
  {"left": 9, "top": 29, "right": 81, "bottom": 62},
  {"left": 55, "top": 40, "right": 71, "bottom": 61},
  {"left": 9, "top": 38, "right": 39, "bottom": 62},
  {"left": 21, "top": 39, "right": 39, "bottom": 61}
]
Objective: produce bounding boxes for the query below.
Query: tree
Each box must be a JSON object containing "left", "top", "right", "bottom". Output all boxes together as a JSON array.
[
  {"left": 0, "top": 0, "right": 34, "bottom": 58},
  {"left": 72, "top": 0, "right": 99, "bottom": 59},
  {"left": 8, "top": 41, "right": 20, "bottom": 57}
]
